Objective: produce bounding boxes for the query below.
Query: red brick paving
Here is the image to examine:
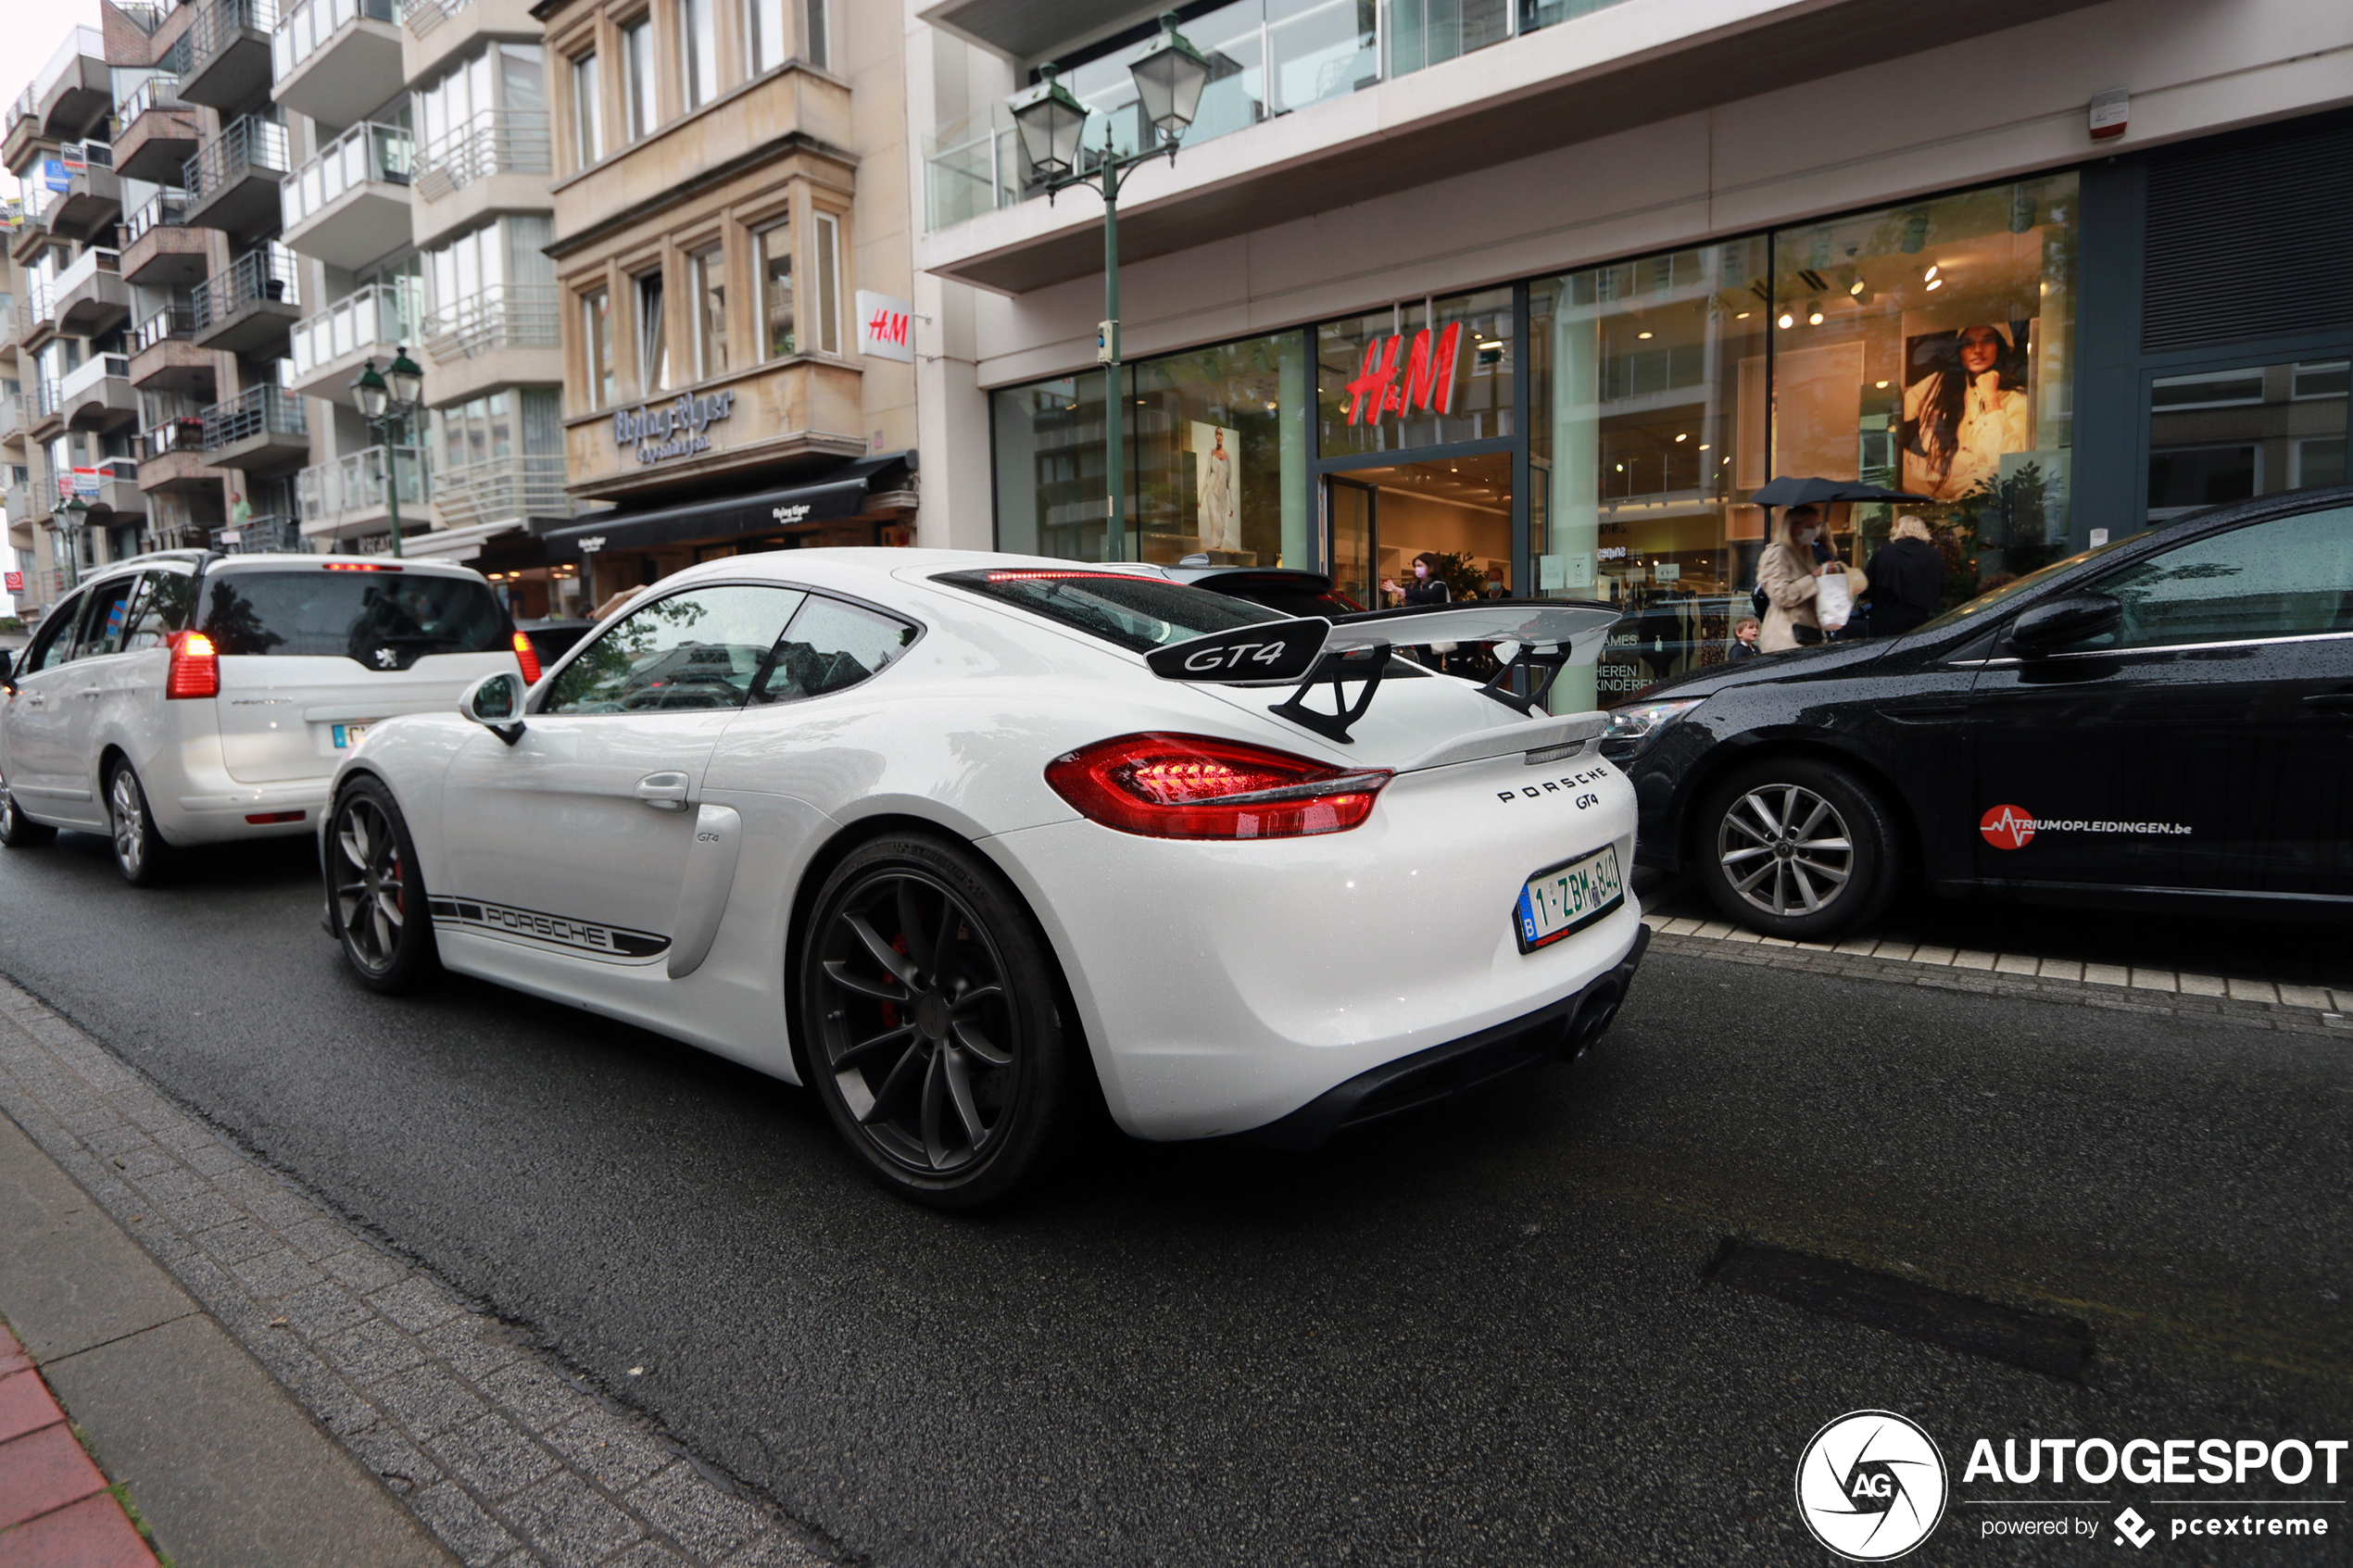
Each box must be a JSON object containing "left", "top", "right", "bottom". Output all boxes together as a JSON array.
[{"left": 0, "top": 1326, "right": 156, "bottom": 1566}]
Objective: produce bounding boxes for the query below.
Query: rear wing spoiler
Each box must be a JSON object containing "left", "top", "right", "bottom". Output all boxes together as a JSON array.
[{"left": 1146, "top": 599, "right": 1618, "bottom": 743}]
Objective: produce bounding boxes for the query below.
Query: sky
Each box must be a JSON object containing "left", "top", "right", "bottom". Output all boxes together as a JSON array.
[{"left": 1, "top": 0, "right": 103, "bottom": 617}]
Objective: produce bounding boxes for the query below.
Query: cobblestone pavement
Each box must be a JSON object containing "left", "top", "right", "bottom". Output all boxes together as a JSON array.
[{"left": 0, "top": 976, "right": 837, "bottom": 1568}]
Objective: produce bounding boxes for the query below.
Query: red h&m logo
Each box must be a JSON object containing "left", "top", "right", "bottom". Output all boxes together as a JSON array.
[
  {"left": 1979, "top": 804, "right": 2036, "bottom": 850},
  {"left": 865, "top": 307, "right": 910, "bottom": 350},
  {"left": 1345, "top": 322, "right": 1463, "bottom": 426}
]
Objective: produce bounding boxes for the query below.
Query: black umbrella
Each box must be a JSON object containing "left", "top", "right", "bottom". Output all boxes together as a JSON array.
[{"left": 1751, "top": 475, "right": 1932, "bottom": 508}]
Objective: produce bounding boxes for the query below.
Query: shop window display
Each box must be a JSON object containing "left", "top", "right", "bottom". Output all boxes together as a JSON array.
[{"left": 1131, "top": 332, "right": 1309, "bottom": 568}]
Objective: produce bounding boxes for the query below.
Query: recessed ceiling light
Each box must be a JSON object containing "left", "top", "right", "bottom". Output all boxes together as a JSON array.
[
  {"left": 1697, "top": 444, "right": 1710, "bottom": 450},
  {"left": 1736, "top": 311, "right": 1751, "bottom": 320},
  {"left": 1674, "top": 433, "right": 1687, "bottom": 443},
  {"left": 1849, "top": 280, "right": 1865, "bottom": 295},
  {"left": 1925, "top": 279, "right": 1943, "bottom": 291},
  {"left": 1924, "top": 265, "right": 1940, "bottom": 282},
  {"left": 1808, "top": 310, "right": 1824, "bottom": 325},
  {"left": 1777, "top": 313, "right": 1793, "bottom": 329},
  {"left": 1638, "top": 331, "right": 1653, "bottom": 340},
  {"left": 1875, "top": 380, "right": 1890, "bottom": 389}
]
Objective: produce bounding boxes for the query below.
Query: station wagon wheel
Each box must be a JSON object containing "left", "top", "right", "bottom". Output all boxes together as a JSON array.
[
  {"left": 1697, "top": 757, "right": 1902, "bottom": 941},
  {"left": 330, "top": 778, "right": 437, "bottom": 993},
  {"left": 0, "top": 790, "right": 57, "bottom": 848},
  {"left": 802, "top": 835, "right": 1074, "bottom": 1209},
  {"left": 105, "top": 761, "right": 172, "bottom": 886}
]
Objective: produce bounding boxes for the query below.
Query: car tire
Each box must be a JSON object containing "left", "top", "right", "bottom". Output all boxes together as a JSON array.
[
  {"left": 800, "top": 834, "right": 1076, "bottom": 1210},
  {"left": 105, "top": 761, "right": 173, "bottom": 887},
  {"left": 328, "top": 777, "right": 439, "bottom": 993},
  {"left": 0, "top": 790, "right": 57, "bottom": 847},
  {"left": 1696, "top": 756, "right": 1902, "bottom": 940}
]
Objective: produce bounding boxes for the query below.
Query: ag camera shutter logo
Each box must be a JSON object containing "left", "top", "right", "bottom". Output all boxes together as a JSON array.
[{"left": 1796, "top": 1411, "right": 1949, "bottom": 1561}]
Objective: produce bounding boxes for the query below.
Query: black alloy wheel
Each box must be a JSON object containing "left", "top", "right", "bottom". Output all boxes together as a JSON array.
[
  {"left": 0, "top": 789, "right": 56, "bottom": 847},
  {"left": 331, "top": 778, "right": 437, "bottom": 993},
  {"left": 106, "top": 761, "right": 172, "bottom": 886},
  {"left": 1697, "top": 756, "right": 1902, "bottom": 941},
  {"left": 802, "top": 834, "right": 1073, "bottom": 1209}
]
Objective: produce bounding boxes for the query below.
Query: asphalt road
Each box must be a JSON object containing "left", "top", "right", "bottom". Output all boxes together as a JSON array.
[{"left": 3, "top": 830, "right": 2349, "bottom": 1565}]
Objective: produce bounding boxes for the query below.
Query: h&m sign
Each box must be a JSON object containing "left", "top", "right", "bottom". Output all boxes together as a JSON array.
[
  {"left": 1344, "top": 321, "right": 1464, "bottom": 426},
  {"left": 614, "top": 389, "right": 736, "bottom": 465},
  {"left": 856, "top": 290, "right": 915, "bottom": 363}
]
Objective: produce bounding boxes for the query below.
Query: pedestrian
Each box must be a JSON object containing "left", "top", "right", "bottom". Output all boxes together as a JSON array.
[
  {"left": 1381, "top": 552, "right": 1452, "bottom": 608},
  {"left": 1757, "top": 510, "right": 1866, "bottom": 652},
  {"left": 1729, "top": 616, "right": 1761, "bottom": 659},
  {"left": 1861, "top": 516, "right": 1947, "bottom": 638}
]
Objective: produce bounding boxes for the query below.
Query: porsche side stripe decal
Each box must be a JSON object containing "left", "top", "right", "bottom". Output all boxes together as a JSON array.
[{"left": 429, "top": 897, "right": 670, "bottom": 960}]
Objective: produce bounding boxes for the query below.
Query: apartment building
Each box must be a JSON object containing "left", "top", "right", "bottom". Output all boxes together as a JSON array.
[
  {"left": 5, "top": 20, "right": 162, "bottom": 624},
  {"left": 534, "top": 0, "right": 918, "bottom": 606},
  {"left": 1, "top": 238, "right": 53, "bottom": 621},
  {"left": 910, "top": 0, "right": 2353, "bottom": 709}
]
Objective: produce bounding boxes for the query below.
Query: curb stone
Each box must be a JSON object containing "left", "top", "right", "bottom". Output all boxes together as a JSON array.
[{"left": 0, "top": 974, "right": 840, "bottom": 1568}]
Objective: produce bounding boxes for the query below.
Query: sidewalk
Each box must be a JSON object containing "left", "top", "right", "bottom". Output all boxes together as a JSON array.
[{"left": 0, "top": 1317, "right": 159, "bottom": 1566}]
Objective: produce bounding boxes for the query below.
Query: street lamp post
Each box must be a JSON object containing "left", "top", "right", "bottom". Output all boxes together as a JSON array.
[
  {"left": 54, "top": 495, "right": 89, "bottom": 589},
  {"left": 350, "top": 347, "right": 425, "bottom": 558},
  {"left": 1010, "top": 14, "right": 1210, "bottom": 563}
]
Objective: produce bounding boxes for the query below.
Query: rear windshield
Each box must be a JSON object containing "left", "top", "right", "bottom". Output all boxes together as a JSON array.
[
  {"left": 1198, "top": 575, "right": 1365, "bottom": 621},
  {"left": 937, "top": 569, "right": 1280, "bottom": 654},
  {"left": 199, "top": 569, "right": 508, "bottom": 669}
]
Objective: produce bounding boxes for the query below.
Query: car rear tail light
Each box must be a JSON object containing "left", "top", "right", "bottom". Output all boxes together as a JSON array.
[
  {"left": 511, "top": 631, "right": 542, "bottom": 684},
  {"left": 322, "top": 561, "right": 402, "bottom": 571},
  {"left": 1046, "top": 733, "right": 1390, "bottom": 840},
  {"left": 166, "top": 631, "right": 219, "bottom": 699}
]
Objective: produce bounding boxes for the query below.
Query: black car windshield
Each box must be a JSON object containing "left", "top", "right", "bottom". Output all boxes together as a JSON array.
[
  {"left": 1192, "top": 575, "right": 1365, "bottom": 621},
  {"left": 936, "top": 569, "right": 1282, "bottom": 654},
  {"left": 1910, "top": 533, "right": 2137, "bottom": 635},
  {"left": 200, "top": 569, "right": 509, "bottom": 669}
]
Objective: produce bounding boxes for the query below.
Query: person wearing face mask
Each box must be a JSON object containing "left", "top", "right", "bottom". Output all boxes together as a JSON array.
[{"left": 1756, "top": 508, "right": 1866, "bottom": 652}]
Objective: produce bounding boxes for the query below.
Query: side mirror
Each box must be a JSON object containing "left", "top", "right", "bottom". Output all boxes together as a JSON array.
[
  {"left": 459, "top": 671, "right": 526, "bottom": 745},
  {"left": 2007, "top": 592, "right": 2121, "bottom": 658},
  {"left": 0, "top": 648, "right": 13, "bottom": 690}
]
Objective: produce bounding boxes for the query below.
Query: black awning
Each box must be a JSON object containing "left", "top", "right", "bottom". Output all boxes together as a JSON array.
[{"left": 542, "top": 451, "right": 915, "bottom": 563}]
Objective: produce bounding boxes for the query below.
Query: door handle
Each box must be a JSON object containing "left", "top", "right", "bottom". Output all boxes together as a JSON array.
[{"left": 634, "top": 771, "right": 692, "bottom": 811}]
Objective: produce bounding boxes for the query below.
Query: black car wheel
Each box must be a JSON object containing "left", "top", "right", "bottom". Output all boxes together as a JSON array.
[
  {"left": 0, "top": 790, "right": 56, "bottom": 848},
  {"left": 106, "top": 762, "right": 173, "bottom": 886},
  {"left": 330, "top": 778, "right": 438, "bottom": 993},
  {"left": 801, "top": 834, "right": 1075, "bottom": 1210},
  {"left": 1697, "top": 757, "right": 1902, "bottom": 940}
]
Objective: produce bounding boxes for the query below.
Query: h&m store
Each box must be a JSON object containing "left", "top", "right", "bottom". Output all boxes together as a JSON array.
[{"left": 987, "top": 111, "right": 2353, "bottom": 708}]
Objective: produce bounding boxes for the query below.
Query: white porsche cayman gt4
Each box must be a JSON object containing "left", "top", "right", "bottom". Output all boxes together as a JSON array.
[{"left": 321, "top": 550, "right": 1648, "bottom": 1206}]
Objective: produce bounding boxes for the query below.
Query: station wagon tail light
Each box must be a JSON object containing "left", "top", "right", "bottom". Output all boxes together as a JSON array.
[
  {"left": 165, "top": 631, "right": 219, "bottom": 699},
  {"left": 321, "top": 561, "right": 402, "bottom": 571},
  {"left": 510, "top": 631, "right": 542, "bottom": 684},
  {"left": 1046, "top": 733, "right": 1390, "bottom": 839}
]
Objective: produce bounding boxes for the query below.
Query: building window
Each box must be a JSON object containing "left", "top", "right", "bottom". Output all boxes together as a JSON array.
[
  {"left": 570, "top": 51, "right": 601, "bottom": 167},
  {"left": 757, "top": 220, "right": 793, "bottom": 358},
  {"left": 635, "top": 270, "right": 668, "bottom": 392},
  {"left": 805, "top": 0, "right": 826, "bottom": 69},
  {"left": 678, "top": 0, "right": 717, "bottom": 110},
  {"left": 690, "top": 245, "right": 726, "bottom": 380},
  {"left": 622, "top": 16, "right": 654, "bottom": 141},
  {"left": 582, "top": 288, "right": 614, "bottom": 407},
  {"left": 745, "top": 0, "right": 784, "bottom": 74},
  {"left": 812, "top": 211, "right": 839, "bottom": 356}
]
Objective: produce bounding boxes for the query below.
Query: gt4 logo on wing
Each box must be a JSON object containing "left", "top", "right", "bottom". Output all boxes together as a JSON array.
[
  {"left": 430, "top": 897, "right": 669, "bottom": 961},
  {"left": 1147, "top": 618, "right": 1329, "bottom": 683}
]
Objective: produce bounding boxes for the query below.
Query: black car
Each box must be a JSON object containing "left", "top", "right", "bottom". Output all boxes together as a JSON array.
[{"left": 1598, "top": 483, "right": 2353, "bottom": 938}]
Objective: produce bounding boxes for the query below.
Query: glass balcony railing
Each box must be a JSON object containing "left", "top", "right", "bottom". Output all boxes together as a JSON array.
[
  {"left": 183, "top": 114, "right": 291, "bottom": 205},
  {"left": 412, "top": 110, "right": 548, "bottom": 200},
  {"left": 291, "top": 281, "right": 419, "bottom": 380},
  {"left": 131, "top": 300, "right": 198, "bottom": 355},
  {"left": 212, "top": 512, "right": 299, "bottom": 552},
  {"left": 420, "top": 283, "right": 556, "bottom": 361},
  {"left": 123, "top": 189, "right": 191, "bottom": 245},
  {"left": 199, "top": 382, "right": 307, "bottom": 449},
  {"left": 274, "top": 0, "right": 396, "bottom": 80},
  {"left": 297, "top": 443, "right": 424, "bottom": 522},
  {"left": 395, "top": 0, "right": 473, "bottom": 37},
  {"left": 924, "top": 0, "right": 1630, "bottom": 231},
  {"left": 283, "top": 120, "right": 411, "bottom": 230},
  {"left": 191, "top": 241, "right": 300, "bottom": 331},
  {"left": 434, "top": 453, "right": 571, "bottom": 525}
]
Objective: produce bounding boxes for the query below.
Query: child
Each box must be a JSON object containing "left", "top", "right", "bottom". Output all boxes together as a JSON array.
[{"left": 1730, "top": 616, "right": 1761, "bottom": 659}]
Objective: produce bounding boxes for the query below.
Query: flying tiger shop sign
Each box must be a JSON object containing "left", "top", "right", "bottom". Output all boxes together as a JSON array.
[{"left": 1344, "top": 321, "right": 1465, "bottom": 425}]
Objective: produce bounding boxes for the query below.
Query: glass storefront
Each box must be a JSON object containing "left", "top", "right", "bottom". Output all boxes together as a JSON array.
[{"left": 992, "top": 170, "right": 2099, "bottom": 706}]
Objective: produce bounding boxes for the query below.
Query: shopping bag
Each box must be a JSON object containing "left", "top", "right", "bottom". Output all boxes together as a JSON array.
[{"left": 1815, "top": 569, "right": 1855, "bottom": 633}]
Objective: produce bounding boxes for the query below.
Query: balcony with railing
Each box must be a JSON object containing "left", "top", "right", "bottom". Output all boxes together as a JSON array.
[
  {"left": 19, "top": 27, "right": 110, "bottom": 144},
  {"left": 182, "top": 0, "right": 281, "bottom": 112},
  {"left": 87, "top": 455, "right": 144, "bottom": 517},
  {"left": 396, "top": 0, "right": 540, "bottom": 83},
  {"left": 138, "top": 412, "right": 221, "bottom": 491},
  {"left": 129, "top": 300, "right": 217, "bottom": 397},
  {"left": 198, "top": 382, "right": 308, "bottom": 469},
  {"left": 212, "top": 513, "right": 300, "bottom": 553},
  {"left": 53, "top": 246, "right": 129, "bottom": 336},
  {"left": 114, "top": 70, "right": 202, "bottom": 182},
  {"left": 289, "top": 281, "right": 419, "bottom": 402},
  {"left": 61, "top": 352, "right": 136, "bottom": 431},
  {"left": 273, "top": 0, "right": 402, "bottom": 122},
  {"left": 19, "top": 277, "right": 57, "bottom": 343},
  {"left": 192, "top": 241, "right": 301, "bottom": 355},
  {"left": 282, "top": 121, "right": 413, "bottom": 269},
  {"left": 433, "top": 453, "right": 570, "bottom": 527},
  {"left": 418, "top": 282, "right": 559, "bottom": 404},
  {"left": 183, "top": 114, "right": 291, "bottom": 235},
  {"left": 412, "top": 111, "right": 548, "bottom": 242},
  {"left": 0, "top": 393, "right": 26, "bottom": 445},
  {"left": 49, "top": 142, "right": 121, "bottom": 241},
  {"left": 121, "top": 190, "right": 210, "bottom": 287},
  {"left": 297, "top": 443, "right": 425, "bottom": 542}
]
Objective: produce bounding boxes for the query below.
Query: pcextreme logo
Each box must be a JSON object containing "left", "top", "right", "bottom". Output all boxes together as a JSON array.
[{"left": 1796, "top": 1411, "right": 1950, "bottom": 1561}]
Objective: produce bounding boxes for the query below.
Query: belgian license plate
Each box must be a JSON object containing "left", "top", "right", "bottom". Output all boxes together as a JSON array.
[
  {"left": 332, "top": 723, "right": 371, "bottom": 749},
  {"left": 1514, "top": 845, "right": 1625, "bottom": 954}
]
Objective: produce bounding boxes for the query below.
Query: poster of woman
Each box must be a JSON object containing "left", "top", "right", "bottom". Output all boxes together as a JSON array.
[
  {"left": 1902, "top": 320, "right": 2032, "bottom": 500},
  {"left": 1192, "top": 423, "right": 1239, "bottom": 554}
]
